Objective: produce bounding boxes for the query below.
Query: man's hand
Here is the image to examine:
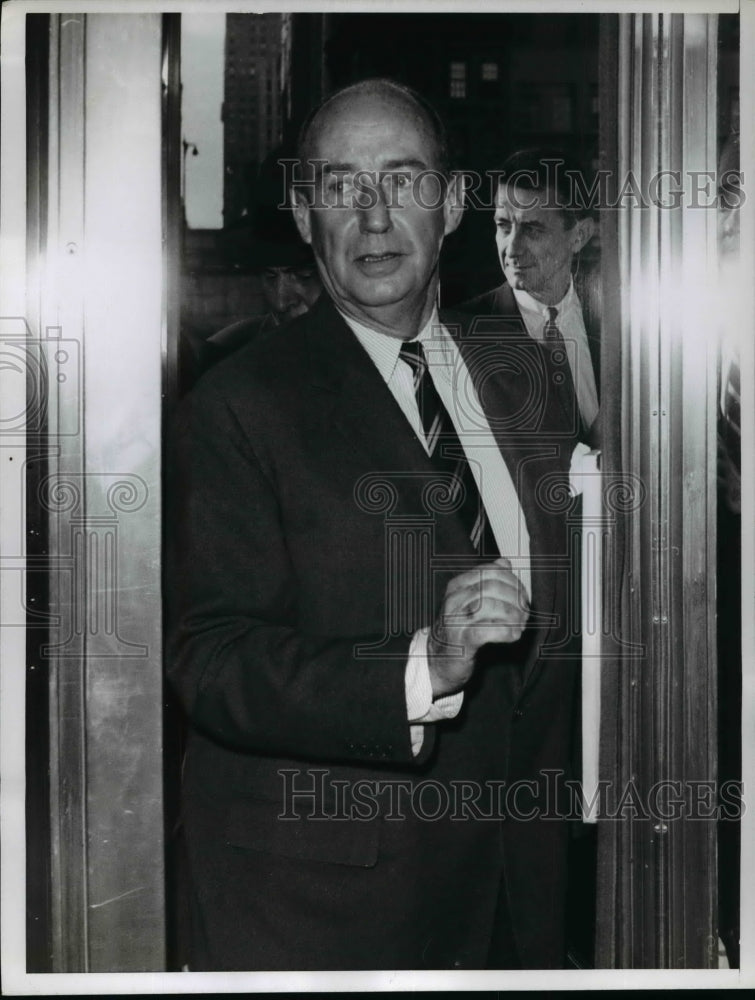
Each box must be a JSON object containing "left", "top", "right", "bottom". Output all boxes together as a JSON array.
[{"left": 427, "top": 557, "right": 530, "bottom": 699}]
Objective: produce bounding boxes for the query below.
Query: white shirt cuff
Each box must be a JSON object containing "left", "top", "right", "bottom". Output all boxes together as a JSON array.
[
  {"left": 569, "top": 440, "right": 598, "bottom": 495},
  {"left": 406, "top": 627, "right": 464, "bottom": 755}
]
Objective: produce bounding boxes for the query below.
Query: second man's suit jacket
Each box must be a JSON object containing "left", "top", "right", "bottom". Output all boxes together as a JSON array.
[
  {"left": 167, "top": 293, "right": 582, "bottom": 971},
  {"left": 462, "top": 279, "right": 601, "bottom": 417}
]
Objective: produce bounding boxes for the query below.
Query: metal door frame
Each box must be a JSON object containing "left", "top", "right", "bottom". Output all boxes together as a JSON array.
[
  {"left": 596, "top": 10, "right": 745, "bottom": 971},
  {"left": 1, "top": 9, "right": 167, "bottom": 977}
]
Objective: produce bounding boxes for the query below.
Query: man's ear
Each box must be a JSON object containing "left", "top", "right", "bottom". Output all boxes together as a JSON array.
[
  {"left": 443, "top": 171, "right": 466, "bottom": 236},
  {"left": 291, "top": 188, "right": 313, "bottom": 245},
  {"left": 571, "top": 215, "right": 596, "bottom": 254}
]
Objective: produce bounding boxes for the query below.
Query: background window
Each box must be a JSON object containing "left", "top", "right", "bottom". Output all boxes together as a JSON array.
[{"left": 449, "top": 60, "right": 466, "bottom": 99}]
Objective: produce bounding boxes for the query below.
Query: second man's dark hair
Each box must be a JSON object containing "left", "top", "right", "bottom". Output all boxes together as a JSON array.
[{"left": 497, "top": 147, "right": 597, "bottom": 225}]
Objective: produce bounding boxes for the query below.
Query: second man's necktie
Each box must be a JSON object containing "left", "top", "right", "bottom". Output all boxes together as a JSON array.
[
  {"left": 543, "top": 305, "right": 562, "bottom": 342},
  {"left": 543, "top": 305, "right": 584, "bottom": 438},
  {"left": 400, "top": 340, "right": 498, "bottom": 557}
]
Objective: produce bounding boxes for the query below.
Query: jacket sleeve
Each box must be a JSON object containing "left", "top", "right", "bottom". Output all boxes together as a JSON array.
[{"left": 165, "top": 383, "right": 435, "bottom": 767}]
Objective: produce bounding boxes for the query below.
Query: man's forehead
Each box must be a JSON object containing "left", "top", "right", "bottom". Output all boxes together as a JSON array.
[
  {"left": 309, "top": 93, "right": 436, "bottom": 163},
  {"left": 495, "top": 183, "right": 564, "bottom": 220}
]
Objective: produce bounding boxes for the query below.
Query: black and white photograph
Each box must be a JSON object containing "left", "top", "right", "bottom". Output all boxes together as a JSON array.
[{"left": 0, "top": 0, "right": 752, "bottom": 992}]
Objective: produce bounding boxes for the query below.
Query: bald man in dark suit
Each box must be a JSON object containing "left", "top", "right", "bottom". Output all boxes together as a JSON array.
[{"left": 168, "top": 80, "right": 582, "bottom": 971}]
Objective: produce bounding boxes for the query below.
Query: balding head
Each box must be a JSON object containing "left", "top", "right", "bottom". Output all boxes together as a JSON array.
[{"left": 298, "top": 78, "right": 450, "bottom": 179}]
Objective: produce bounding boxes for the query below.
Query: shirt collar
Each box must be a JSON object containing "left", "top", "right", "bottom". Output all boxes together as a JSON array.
[
  {"left": 338, "top": 306, "right": 446, "bottom": 384},
  {"left": 512, "top": 277, "right": 577, "bottom": 318}
]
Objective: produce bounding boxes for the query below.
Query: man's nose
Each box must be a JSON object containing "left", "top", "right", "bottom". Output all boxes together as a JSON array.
[
  {"left": 358, "top": 182, "right": 392, "bottom": 234},
  {"left": 271, "top": 273, "right": 300, "bottom": 312},
  {"left": 506, "top": 224, "right": 525, "bottom": 257}
]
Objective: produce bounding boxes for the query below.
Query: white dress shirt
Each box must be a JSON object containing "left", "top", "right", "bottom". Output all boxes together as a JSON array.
[
  {"left": 340, "top": 307, "right": 531, "bottom": 753},
  {"left": 512, "top": 280, "right": 599, "bottom": 431}
]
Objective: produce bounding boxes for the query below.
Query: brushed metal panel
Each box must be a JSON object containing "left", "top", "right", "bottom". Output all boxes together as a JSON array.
[
  {"left": 80, "top": 13, "right": 165, "bottom": 973},
  {"left": 599, "top": 11, "right": 719, "bottom": 969},
  {"left": 42, "top": 12, "right": 166, "bottom": 973}
]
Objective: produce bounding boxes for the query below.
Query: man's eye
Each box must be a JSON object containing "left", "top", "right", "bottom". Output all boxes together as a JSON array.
[
  {"left": 385, "top": 172, "right": 411, "bottom": 190},
  {"left": 325, "top": 175, "right": 348, "bottom": 193},
  {"left": 294, "top": 269, "right": 317, "bottom": 281}
]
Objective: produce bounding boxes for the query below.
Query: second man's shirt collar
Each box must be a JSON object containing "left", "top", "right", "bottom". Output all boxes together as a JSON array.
[{"left": 512, "top": 277, "right": 577, "bottom": 318}]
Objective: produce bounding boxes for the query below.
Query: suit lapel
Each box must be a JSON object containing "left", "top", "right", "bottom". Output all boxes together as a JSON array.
[
  {"left": 470, "top": 283, "right": 528, "bottom": 335},
  {"left": 502, "top": 282, "right": 586, "bottom": 433},
  {"left": 304, "top": 297, "right": 474, "bottom": 558},
  {"left": 494, "top": 282, "right": 521, "bottom": 322}
]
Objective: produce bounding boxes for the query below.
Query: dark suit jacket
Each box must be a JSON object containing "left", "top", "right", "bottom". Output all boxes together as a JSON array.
[
  {"left": 462, "top": 280, "right": 601, "bottom": 420},
  {"left": 180, "top": 313, "right": 276, "bottom": 394},
  {"left": 166, "top": 293, "right": 582, "bottom": 971}
]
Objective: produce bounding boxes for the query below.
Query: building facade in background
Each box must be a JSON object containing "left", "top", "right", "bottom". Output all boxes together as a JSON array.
[{"left": 223, "top": 12, "right": 283, "bottom": 226}]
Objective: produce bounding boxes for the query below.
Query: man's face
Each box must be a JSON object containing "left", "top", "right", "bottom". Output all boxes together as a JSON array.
[
  {"left": 292, "top": 91, "right": 464, "bottom": 339},
  {"left": 261, "top": 265, "right": 322, "bottom": 324},
  {"left": 494, "top": 184, "right": 593, "bottom": 305}
]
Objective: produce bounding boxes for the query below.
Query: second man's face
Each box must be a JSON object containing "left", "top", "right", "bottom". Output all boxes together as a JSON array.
[
  {"left": 261, "top": 265, "right": 322, "bottom": 324},
  {"left": 494, "top": 184, "right": 590, "bottom": 306},
  {"left": 292, "top": 91, "right": 464, "bottom": 339}
]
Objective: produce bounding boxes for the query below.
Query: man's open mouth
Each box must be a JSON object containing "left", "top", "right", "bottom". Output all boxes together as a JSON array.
[{"left": 356, "top": 252, "right": 402, "bottom": 263}]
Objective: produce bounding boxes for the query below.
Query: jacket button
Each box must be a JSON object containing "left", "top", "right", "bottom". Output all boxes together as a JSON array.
[{"left": 513, "top": 708, "right": 524, "bottom": 719}]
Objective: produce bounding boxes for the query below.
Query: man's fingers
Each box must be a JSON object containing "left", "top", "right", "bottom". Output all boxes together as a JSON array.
[
  {"left": 471, "top": 622, "right": 527, "bottom": 647},
  {"left": 444, "top": 559, "right": 510, "bottom": 593},
  {"left": 460, "top": 574, "right": 529, "bottom": 610},
  {"left": 444, "top": 561, "right": 524, "bottom": 600},
  {"left": 447, "top": 594, "right": 528, "bottom": 630},
  {"left": 452, "top": 614, "right": 528, "bottom": 653},
  {"left": 445, "top": 574, "right": 529, "bottom": 615}
]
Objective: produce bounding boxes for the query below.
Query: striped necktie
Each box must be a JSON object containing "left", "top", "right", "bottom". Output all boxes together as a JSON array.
[{"left": 400, "top": 340, "right": 498, "bottom": 557}]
